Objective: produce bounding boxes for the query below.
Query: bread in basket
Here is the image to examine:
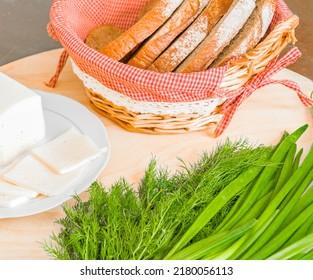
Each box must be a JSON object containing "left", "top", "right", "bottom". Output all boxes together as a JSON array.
[{"left": 47, "top": 0, "right": 313, "bottom": 136}]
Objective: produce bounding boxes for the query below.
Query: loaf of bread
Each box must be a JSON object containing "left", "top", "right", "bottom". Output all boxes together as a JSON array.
[
  {"left": 99, "top": 0, "right": 184, "bottom": 61},
  {"left": 127, "top": 0, "right": 209, "bottom": 69},
  {"left": 85, "top": 24, "right": 124, "bottom": 51},
  {"left": 211, "top": 0, "right": 276, "bottom": 67},
  {"left": 148, "top": 0, "right": 233, "bottom": 73},
  {"left": 175, "top": 0, "right": 256, "bottom": 73}
]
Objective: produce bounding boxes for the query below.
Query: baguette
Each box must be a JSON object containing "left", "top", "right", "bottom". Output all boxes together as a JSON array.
[
  {"left": 211, "top": 0, "right": 276, "bottom": 67},
  {"left": 99, "top": 0, "right": 184, "bottom": 61},
  {"left": 148, "top": 0, "right": 233, "bottom": 73},
  {"left": 175, "top": 0, "right": 256, "bottom": 73},
  {"left": 127, "top": 0, "right": 209, "bottom": 69}
]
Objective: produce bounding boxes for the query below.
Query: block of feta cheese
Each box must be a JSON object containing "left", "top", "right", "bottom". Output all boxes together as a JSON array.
[
  {"left": 32, "top": 127, "right": 107, "bottom": 174},
  {"left": 0, "top": 72, "right": 46, "bottom": 166}
]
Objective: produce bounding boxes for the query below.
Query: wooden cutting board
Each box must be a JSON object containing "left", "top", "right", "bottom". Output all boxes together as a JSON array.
[{"left": 0, "top": 48, "right": 312, "bottom": 259}]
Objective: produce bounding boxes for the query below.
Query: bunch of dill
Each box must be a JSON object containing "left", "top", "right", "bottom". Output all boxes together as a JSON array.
[{"left": 44, "top": 139, "right": 273, "bottom": 260}]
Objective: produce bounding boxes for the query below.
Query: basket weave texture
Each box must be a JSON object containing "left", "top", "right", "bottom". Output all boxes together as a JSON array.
[{"left": 47, "top": 0, "right": 313, "bottom": 136}]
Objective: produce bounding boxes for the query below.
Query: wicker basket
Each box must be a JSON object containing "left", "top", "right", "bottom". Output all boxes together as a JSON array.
[{"left": 47, "top": 0, "right": 303, "bottom": 136}]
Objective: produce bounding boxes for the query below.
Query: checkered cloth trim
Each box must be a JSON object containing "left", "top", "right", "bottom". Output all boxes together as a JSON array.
[
  {"left": 213, "top": 47, "right": 313, "bottom": 137},
  {"left": 270, "top": 0, "right": 293, "bottom": 29},
  {"left": 45, "top": 49, "right": 69, "bottom": 88}
]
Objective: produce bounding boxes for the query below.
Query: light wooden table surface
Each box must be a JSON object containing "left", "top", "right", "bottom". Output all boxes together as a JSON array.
[{"left": 0, "top": 49, "right": 312, "bottom": 260}]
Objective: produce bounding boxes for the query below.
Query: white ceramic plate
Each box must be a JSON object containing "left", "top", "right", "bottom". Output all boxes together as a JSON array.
[{"left": 0, "top": 90, "right": 110, "bottom": 218}]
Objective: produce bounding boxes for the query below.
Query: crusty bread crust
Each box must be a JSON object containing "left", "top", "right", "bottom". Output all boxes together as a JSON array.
[
  {"left": 175, "top": 0, "right": 256, "bottom": 73},
  {"left": 211, "top": 0, "right": 276, "bottom": 67},
  {"left": 148, "top": 0, "right": 233, "bottom": 73},
  {"left": 127, "top": 0, "right": 209, "bottom": 69},
  {"left": 85, "top": 24, "right": 124, "bottom": 51},
  {"left": 99, "top": 0, "right": 184, "bottom": 61}
]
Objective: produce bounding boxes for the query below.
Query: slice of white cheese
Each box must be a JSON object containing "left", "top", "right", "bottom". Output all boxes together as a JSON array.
[
  {"left": 2, "top": 155, "right": 86, "bottom": 196},
  {"left": 0, "top": 178, "right": 38, "bottom": 198},
  {"left": 0, "top": 194, "right": 29, "bottom": 208},
  {"left": 32, "top": 127, "right": 107, "bottom": 174},
  {"left": 0, "top": 72, "right": 46, "bottom": 166}
]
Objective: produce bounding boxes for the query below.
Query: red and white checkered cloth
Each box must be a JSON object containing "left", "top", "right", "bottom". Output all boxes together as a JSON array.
[{"left": 47, "top": 0, "right": 313, "bottom": 136}]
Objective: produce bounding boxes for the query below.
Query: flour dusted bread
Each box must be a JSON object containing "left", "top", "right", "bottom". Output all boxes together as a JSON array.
[
  {"left": 148, "top": 0, "right": 233, "bottom": 73},
  {"left": 99, "top": 0, "right": 184, "bottom": 61},
  {"left": 175, "top": 0, "right": 256, "bottom": 73},
  {"left": 211, "top": 0, "right": 276, "bottom": 67},
  {"left": 127, "top": 0, "right": 209, "bottom": 69}
]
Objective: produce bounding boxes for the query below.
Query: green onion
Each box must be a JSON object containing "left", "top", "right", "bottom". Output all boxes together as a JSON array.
[
  {"left": 298, "top": 249, "right": 313, "bottom": 260},
  {"left": 166, "top": 220, "right": 256, "bottom": 260},
  {"left": 283, "top": 211, "right": 313, "bottom": 249},
  {"left": 249, "top": 203, "right": 313, "bottom": 259},
  {"left": 214, "top": 210, "right": 279, "bottom": 260},
  {"left": 270, "top": 142, "right": 297, "bottom": 199},
  {"left": 213, "top": 125, "right": 308, "bottom": 233},
  {"left": 241, "top": 155, "right": 313, "bottom": 259},
  {"left": 292, "top": 148, "right": 303, "bottom": 173},
  {"left": 229, "top": 143, "right": 313, "bottom": 259},
  {"left": 266, "top": 232, "right": 313, "bottom": 260}
]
